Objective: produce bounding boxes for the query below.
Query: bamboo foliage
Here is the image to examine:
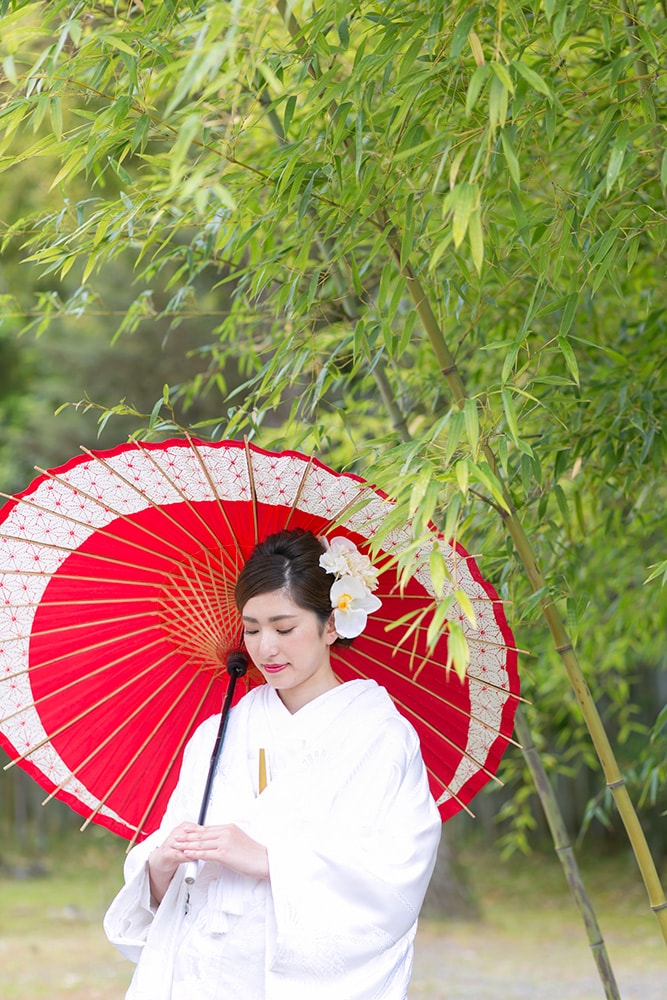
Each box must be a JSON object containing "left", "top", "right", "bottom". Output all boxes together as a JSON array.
[{"left": 1, "top": 0, "right": 666, "bottom": 934}]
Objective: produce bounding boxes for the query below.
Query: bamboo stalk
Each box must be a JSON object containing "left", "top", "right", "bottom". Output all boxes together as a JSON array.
[
  {"left": 268, "top": 3, "right": 665, "bottom": 978},
  {"left": 514, "top": 709, "right": 622, "bottom": 1000},
  {"left": 397, "top": 258, "right": 667, "bottom": 943}
]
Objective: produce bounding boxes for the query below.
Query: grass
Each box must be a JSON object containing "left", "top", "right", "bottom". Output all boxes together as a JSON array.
[
  {"left": 0, "top": 830, "right": 131, "bottom": 1000},
  {"left": 0, "top": 828, "right": 665, "bottom": 999}
]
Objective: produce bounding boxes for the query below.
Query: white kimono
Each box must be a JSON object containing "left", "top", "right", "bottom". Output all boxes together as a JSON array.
[{"left": 104, "top": 679, "right": 441, "bottom": 1000}]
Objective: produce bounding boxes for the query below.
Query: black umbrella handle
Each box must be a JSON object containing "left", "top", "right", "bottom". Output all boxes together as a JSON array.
[
  {"left": 196, "top": 650, "right": 248, "bottom": 825},
  {"left": 184, "top": 650, "right": 248, "bottom": 888}
]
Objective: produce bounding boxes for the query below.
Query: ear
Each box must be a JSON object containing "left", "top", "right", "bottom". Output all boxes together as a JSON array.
[{"left": 324, "top": 613, "right": 339, "bottom": 645}]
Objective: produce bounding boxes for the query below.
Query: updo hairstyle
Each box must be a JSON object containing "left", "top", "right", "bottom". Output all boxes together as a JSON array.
[{"left": 235, "top": 528, "right": 350, "bottom": 645}]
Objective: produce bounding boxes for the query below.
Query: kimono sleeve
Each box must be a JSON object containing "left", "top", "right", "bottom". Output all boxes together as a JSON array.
[
  {"left": 103, "top": 716, "right": 218, "bottom": 960},
  {"left": 264, "top": 715, "right": 441, "bottom": 979}
]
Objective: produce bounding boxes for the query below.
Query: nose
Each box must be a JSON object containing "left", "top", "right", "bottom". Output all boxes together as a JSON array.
[{"left": 258, "top": 629, "right": 279, "bottom": 661}]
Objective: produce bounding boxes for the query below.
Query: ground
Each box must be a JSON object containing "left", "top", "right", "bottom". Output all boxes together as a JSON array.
[{"left": 0, "top": 832, "right": 664, "bottom": 999}]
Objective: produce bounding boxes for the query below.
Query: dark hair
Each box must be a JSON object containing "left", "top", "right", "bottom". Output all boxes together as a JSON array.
[{"left": 235, "top": 529, "right": 350, "bottom": 643}]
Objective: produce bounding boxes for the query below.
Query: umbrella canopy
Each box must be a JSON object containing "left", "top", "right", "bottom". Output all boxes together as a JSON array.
[{"left": 0, "top": 438, "right": 520, "bottom": 842}]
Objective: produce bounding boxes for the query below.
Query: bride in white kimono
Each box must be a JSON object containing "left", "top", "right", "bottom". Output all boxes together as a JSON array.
[{"left": 104, "top": 529, "right": 442, "bottom": 1000}]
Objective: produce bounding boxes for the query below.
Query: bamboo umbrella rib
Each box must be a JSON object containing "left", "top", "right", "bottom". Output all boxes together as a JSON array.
[
  {"left": 0, "top": 530, "right": 177, "bottom": 578},
  {"left": 1, "top": 636, "right": 169, "bottom": 732},
  {"left": 42, "top": 655, "right": 196, "bottom": 804},
  {"left": 283, "top": 456, "right": 315, "bottom": 530},
  {"left": 320, "top": 485, "right": 383, "bottom": 536},
  {"left": 0, "top": 531, "right": 232, "bottom": 600},
  {"left": 342, "top": 660, "right": 505, "bottom": 786},
  {"left": 0, "top": 626, "right": 170, "bottom": 691},
  {"left": 165, "top": 556, "right": 238, "bottom": 638},
  {"left": 8, "top": 607, "right": 164, "bottom": 642},
  {"left": 124, "top": 440, "right": 246, "bottom": 580},
  {"left": 128, "top": 680, "right": 219, "bottom": 850},
  {"left": 244, "top": 440, "right": 260, "bottom": 545},
  {"left": 3, "top": 642, "right": 185, "bottom": 765},
  {"left": 159, "top": 558, "right": 225, "bottom": 645},
  {"left": 340, "top": 645, "right": 522, "bottom": 748},
  {"left": 183, "top": 550, "right": 234, "bottom": 641},
  {"left": 0, "top": 595, "right": 191, "bottom": 611},
  {"left": 422, "top": 761, "right": 475, "bottom": 817},
  {"left": 359, "top": 630, "right": 527, "bottom": 699},
  {"left": 339, "top": 643, "right": 521, "bottom": 745},
  {"left": 200, "top": 547, "right": 235, "bottom": 637},
  {"left": 0, "top": 487, "right": 226, "bottom": 581},
  {"left": 78, "top": 446, "right": 238, "bottom": 561},
  {"left": 80, "top": 659, "right": 212, "bottom": 837},
  {"left": 36, "top": 454, "right": 238, "bottom": 583},
  {"left": 156, "top": 585, "right": 229, "bottom": 662},
  {"left": 0, "top": 568, "right": 172, "bottom": 587},
  {"left": 181, "top": 436, "right": 245, "bottom": 564}
]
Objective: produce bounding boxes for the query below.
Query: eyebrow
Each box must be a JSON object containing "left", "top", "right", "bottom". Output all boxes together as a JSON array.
[{"left": 241, "top": 614, "right": 299, "bottom": 623}]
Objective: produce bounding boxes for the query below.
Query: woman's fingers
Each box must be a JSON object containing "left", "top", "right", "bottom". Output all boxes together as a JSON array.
[{"left": 174, "top": 824, "right": 269, "bottom": 879}]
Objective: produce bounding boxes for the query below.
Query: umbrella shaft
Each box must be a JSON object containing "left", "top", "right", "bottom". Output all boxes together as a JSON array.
[{"left": 197, "top": 671, "right": 240, "bottom": 826}]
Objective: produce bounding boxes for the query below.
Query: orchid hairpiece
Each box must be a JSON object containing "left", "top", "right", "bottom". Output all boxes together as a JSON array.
[{"left": 319, "top": 536, "right": 382, "bottom": 639}]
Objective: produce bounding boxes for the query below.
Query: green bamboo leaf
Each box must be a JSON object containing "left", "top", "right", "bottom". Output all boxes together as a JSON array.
[
  {"left": 501, "top": 387, "right": 520, "bottom": 446},
  {"left": 426, "top": 598, "right": 454, "bottom": 652},
  {"left": 636, "top": 26, "right": 658, "bottom": 63},
  {"left": 283, "top": 94, "right": 297, "bottom": 135},
  {"left": 409, "top": 464, "right": 433, "bottom": 516},
  {"left": 429, "top": 545, "right": 447, "bottom": 598},
  {"left": 446, "top": 622, "right": 470, "bottom": 679},
  {"left": 501, "top": 340, "right": 521, "bottom": 383},
  {"left": 490, "top": 62, "right": 515, "bottom": 93},
  {"left": 49, "top": 97, "right": 63, "bottom": 140},
  {"left": 488, "top": 73, "right": 508, "bottom": 132},
  {"left": 466, "top": 64, "right": 489, "bottom": 116},
  {"left": 444, "top": 409, "right": 465, "bottom": 464},
  {"left": 131, "top": 113, "right": 151, "bottom": 152},
  {"left": 557, "top": 336, "right": 580, "bottom": 385},
  {"left": 455, "top": 458, "right": 469, "bottom": 496},
  {"left": 553, "top": 483, "right": 569, "bottom": 521},
  {"left": 660, "top": 148, "right": 667, "bottom": 189},
  {"left": 512, "top": 61, "right": 554, "bottom": 99},
  {"left": 464, "top": 396, "right": 479, "bottom": 452},
  {"left": 450, "top": 7, "right": 479, "bottom": 58},
  {"left": 558, "top": 292, "right": 578, "bottom": 337},
  {"left": 454, "top": 587, "right": 477, "bottom": 628},
  {"left": 102, "top": 34, "right": 136, "bottom": 56},
  {"left": 474, "top": 461, "right": 511, "bottom": 512},
  {"left": 2, "top": 55, "right": 17, "bottom": 85},
  {"left": 428, "top": 231, "right": 453, "bottom": 272},
  {"left": 468, "top": 207, "right": 484, "bottom": 273},
  {"left": 606, "top": 120, "right": 628, "bottom": 193},
  {"left": 500, "top": 129, "right": 520, "bottom": 186},
  {"left": 451, "top": 182, "right": 476, "bottom": 247},
  {"left": 355, "top": 108, "right": 364, "bottom": 178},
  {"left": 337, "top": 17, "right": 349, "bottom": 49}
]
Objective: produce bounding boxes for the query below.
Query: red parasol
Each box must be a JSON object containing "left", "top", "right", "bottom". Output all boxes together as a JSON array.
[{"left": 0, "top": 438, "right": 520, "bottom": 843}]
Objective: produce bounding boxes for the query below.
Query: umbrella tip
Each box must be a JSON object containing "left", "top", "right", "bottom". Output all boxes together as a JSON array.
[{"left": 226, "top": 650, "right": 248, "bottom": 678}]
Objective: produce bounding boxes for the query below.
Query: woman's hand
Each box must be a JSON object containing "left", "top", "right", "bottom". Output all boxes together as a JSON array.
[
  {"left": 174, "top": 823, "right": 269, "bottom": 880},
  {"left": 148, "top": 821, "right": 197, "bottom": 904}
]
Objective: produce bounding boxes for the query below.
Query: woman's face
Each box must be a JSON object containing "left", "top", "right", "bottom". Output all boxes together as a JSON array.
[{"left": 241, "top": 588, "right": 339, "bottom": 713}]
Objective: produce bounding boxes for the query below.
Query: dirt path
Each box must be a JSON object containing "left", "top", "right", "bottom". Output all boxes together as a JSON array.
[{"left": 410, "top": 917, "right": 666, "bottom": 1000}]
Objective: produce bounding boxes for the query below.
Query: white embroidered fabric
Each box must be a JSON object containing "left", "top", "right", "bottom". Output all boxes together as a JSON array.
[{"left": 104, "top": 680, "right": 441, "bottom": 1000}]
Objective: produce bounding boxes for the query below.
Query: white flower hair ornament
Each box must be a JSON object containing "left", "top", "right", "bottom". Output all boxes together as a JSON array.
[{"left": 319, "top": 537, "right": 382, "bottom": 639}]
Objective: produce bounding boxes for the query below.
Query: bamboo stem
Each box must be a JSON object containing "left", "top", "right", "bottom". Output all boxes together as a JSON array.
[
  {"left": 270, "top": 0, "right": 667, "bottom": 963},
  {"left": 397, "top": 258, "right": 667, "bottom": 943},
  {"left": 514, "top": 709, "right": 622, "bottom": 999}
]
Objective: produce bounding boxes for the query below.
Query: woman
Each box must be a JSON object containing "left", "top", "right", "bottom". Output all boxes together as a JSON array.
[{"left": 104, "top": 529, "right": 442, "bottom": 1000}]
